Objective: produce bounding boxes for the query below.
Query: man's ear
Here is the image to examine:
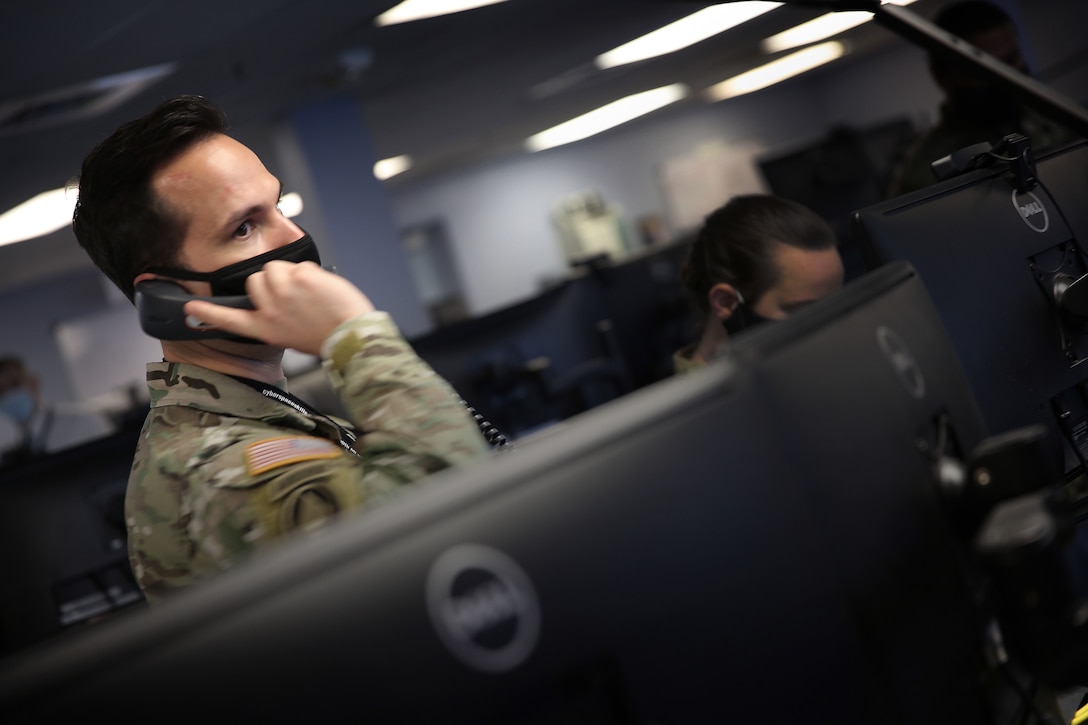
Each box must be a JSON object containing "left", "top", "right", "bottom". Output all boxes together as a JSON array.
[
  {"left": 132, "top": 272, "right": 160, "bottom": 289},
  {"left": 132, "top": 272, "right": 200, "bottom": 297},
  {"left": 707, "top": 282, "right": 741, "bottom": 322}
]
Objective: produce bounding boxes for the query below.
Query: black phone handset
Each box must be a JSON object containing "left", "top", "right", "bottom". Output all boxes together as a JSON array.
[
  {"left": 134, "top": 279, "right": 513, "bottom": 449},
  {"left": 134, "top": 279, "right": 254, "bottom": 341}
]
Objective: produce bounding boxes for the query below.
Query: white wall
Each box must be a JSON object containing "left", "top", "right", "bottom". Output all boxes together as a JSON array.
[
  {"left": 0, "top": 270, "right": 114, "bottom": 453},
  {"left": 388, "top": 47, "right": 924, "bottom": 317},
  {"left": 390, "top": 80, "right": 838, "bottom": 316}
]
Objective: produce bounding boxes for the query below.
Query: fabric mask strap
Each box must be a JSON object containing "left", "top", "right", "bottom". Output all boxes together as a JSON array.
[
  {"left": 146, "top": 233, "right": 320, "bottom": 296},
  {"left": 723, "top": 290, "right": 769, "bottom": 337}
]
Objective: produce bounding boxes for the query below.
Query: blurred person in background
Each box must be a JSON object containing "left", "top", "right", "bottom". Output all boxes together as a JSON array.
[
  {"left": 887, "top": 0, "right": 1075, "bottom": 197},
  {"left": 0, "top": 356, "right": 52, "bottom": 466},
  {"left": 674, "top": 194, "right": 843, "bottom": 373}
]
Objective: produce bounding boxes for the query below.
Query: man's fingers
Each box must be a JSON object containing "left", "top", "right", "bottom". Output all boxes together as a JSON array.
[
  {"left": 243, "top": 260, "right": 296, "bottom": 308},
  {"left": 184, "top": 299, "right": 254, "bottom": 334},
  {"left": 181, "top": 262, "right": 373, "bottom": 352}
]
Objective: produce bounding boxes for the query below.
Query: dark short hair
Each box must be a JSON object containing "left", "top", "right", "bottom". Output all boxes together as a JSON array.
[
  {"left": 72, "top": 95, "right": 230, "bottom": 302},
  {"left": 0, "top": 356, "right": 29, "bottom": 394},
  {"left": 0, "top": 357, "right": 25, "bottom": 376},
  {"left": 680, "top": 194, "right": 838, "bottom": 314},
  {"left": 931, "top": 1, "right": 1016, "bottom": 69},
  {"left": 936, "top": 0, "right": 1013, "bottom": 37}
]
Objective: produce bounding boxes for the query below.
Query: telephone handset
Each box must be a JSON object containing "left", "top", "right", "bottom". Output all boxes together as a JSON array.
[
  {"left": 134, "top": 279, "right": 254, "bottom": 341},
  {"left": 134, "top": 279, "right": 513, "bottom": 449}
]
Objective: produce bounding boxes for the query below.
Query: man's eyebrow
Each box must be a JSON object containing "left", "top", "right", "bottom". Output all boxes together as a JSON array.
[
  {"left": 221, "top": 205, "right": 261, "bottom": 233},
  {"left": 219, "top": 180, "right": 284, "bottom": 234}
]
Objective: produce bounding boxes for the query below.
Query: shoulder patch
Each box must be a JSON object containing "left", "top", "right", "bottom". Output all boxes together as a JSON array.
[{"left": 245, "top": 436, "right": 342, "bottom": 476}]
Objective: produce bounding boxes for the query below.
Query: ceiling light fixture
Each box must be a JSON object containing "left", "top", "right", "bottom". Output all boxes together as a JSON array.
[
  {"left": 375, "top": 0, "right": 508, "bottom": 27},
  {"left": 706, "top": 41, "right": 846, "bottom": 102},
  {"left": 278, "top": 192, "right": 304, "bottom": 218},
  {"left": 0, "top": 186, "right": 306, "bottom": 248},
  {"left": 762, "top": 0, "right": 919, "bottom": 53},
  {"left": 596, "top": 1, "right": 781, "bottom": 70},
  {"left": 526, "top": 84, "right": 689, "bottom": 152},
  {"left": 0, "top": 187, "right": 76, "bottom": 247},
  {"left": 374, "top": 155, "right": 413, "bottom": 180}
]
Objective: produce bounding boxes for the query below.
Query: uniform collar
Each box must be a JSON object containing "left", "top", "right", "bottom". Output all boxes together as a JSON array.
[{"left": 146, "top": 361, "right": 295, "bottom": 422}]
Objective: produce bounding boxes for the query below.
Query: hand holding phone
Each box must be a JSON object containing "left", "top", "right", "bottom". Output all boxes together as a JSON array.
[
  {"left": 135, "top": 279, "right": 255, "bottom": 341},
  {"left": 167, "top": 261, "right": 374, "bottom": 354}
]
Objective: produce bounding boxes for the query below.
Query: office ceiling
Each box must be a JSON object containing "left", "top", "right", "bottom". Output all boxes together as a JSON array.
[{"left": 0, "top": 0, "right": 931, "bottom": 294}]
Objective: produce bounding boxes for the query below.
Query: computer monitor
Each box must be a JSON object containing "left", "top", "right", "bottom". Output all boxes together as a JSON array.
[
  {"left": 854, "top": 139, "right": 1088, "bottom": 482},
  {"left": 0, "top": 263, "right": 1044, "bottom": 723},
  {"left": 0, "top": 428, "right": 144, "bottom": 656}
]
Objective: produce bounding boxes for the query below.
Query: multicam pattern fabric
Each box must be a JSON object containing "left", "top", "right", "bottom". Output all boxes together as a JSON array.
[
  {"left": 126, "top": 311, "right": 489, "bottom": 603},
  {"left": 671, "top": 343, "right": 704, "bottom": 376}
]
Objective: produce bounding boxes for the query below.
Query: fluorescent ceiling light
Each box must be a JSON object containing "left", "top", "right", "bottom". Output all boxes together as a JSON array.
[
  {"left": 375, "top": 0, "right": 507, "bottom": 27},
  {"left": 374, "top": 155, "right": 413, "bottom": 180},
  {"left": 596, "top": 2, "right": 781, "bottom": 70},
  {"left": 526, "top": 84, "right": 689, "bottom": 152},
  {"left": 706, "top": 41, "right": 846, "bottom": 101},
  {"left": 0, "top": 186, "right": 76, "bottom": 247},
  {"left": 0, "top": 186, "right": 305, "bottom": 247},
  {"left": 278, "top": 192, "right": 304, "bottom": 218},
  {"left": 762, "top": 12, "right": 870, "bottom": 52},
  {"left": 762, "top": 0, "right": 918, "bottom": 53}
]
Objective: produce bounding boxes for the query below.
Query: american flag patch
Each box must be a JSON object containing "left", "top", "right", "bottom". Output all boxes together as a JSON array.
[{"left": 245, "top": 436, "right": 342, "bottom": 475}]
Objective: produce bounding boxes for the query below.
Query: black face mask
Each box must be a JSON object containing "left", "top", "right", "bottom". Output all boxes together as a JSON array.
[
  {"left": 147, "top": 233, "right": 321, "bottom": 297},
  {"left": 723, "top": 293, "right": 771, "bottom": 337}
]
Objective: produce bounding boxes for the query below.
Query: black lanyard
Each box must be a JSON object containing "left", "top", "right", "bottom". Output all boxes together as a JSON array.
[{"left": 230, "top": 376, "right": 360, "bottom": 459}]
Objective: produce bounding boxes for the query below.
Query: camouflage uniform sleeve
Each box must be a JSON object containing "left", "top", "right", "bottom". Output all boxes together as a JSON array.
[{"left": 321, "top": 311, "right": 490, "bottom": 471}]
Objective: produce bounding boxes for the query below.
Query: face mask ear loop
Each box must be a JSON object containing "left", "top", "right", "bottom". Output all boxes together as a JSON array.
[
  {"left": 723, "top": 289, "right": 745, "bottom": 336},
  {"left": 142, "top": 233, "right": 319, "bottom": 293}
]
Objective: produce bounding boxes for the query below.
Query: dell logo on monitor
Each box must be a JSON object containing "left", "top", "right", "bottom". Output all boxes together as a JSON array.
[
  {"left": 426, "top": 544, "right": 541, "bottom": 672},
  {"left": 876, "top": 326, "right": 926, "bottom": 399},
  {"left": 1011, "top": 189, "right": 1050, "bottom": 233}
]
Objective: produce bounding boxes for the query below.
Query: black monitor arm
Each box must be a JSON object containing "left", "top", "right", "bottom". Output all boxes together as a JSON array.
[
  {"left": 741, "top": 1, "right": 1088, "bottom": 139},
  {"left": 871, "top": 3, "right": 1088, "bottom": 140}
]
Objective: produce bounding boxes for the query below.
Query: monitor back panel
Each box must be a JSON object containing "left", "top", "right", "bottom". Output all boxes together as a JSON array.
[{"left": 854, "top": 141, "right": 1088, "bottom": 474}]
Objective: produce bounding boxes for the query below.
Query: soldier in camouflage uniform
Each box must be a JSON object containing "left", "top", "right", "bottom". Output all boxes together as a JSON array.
[{"left": 73, "top": 95, "right": 490, "bottom": 604}]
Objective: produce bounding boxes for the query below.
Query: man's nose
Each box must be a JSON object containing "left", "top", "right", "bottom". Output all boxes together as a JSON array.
[{"left": 271, "top": 216, "right": 305, "bottom": 248}]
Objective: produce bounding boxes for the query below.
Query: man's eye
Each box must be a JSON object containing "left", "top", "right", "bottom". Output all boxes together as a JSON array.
[{"left": 234, "top": 221, "right": 254, "bottom": 237}]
